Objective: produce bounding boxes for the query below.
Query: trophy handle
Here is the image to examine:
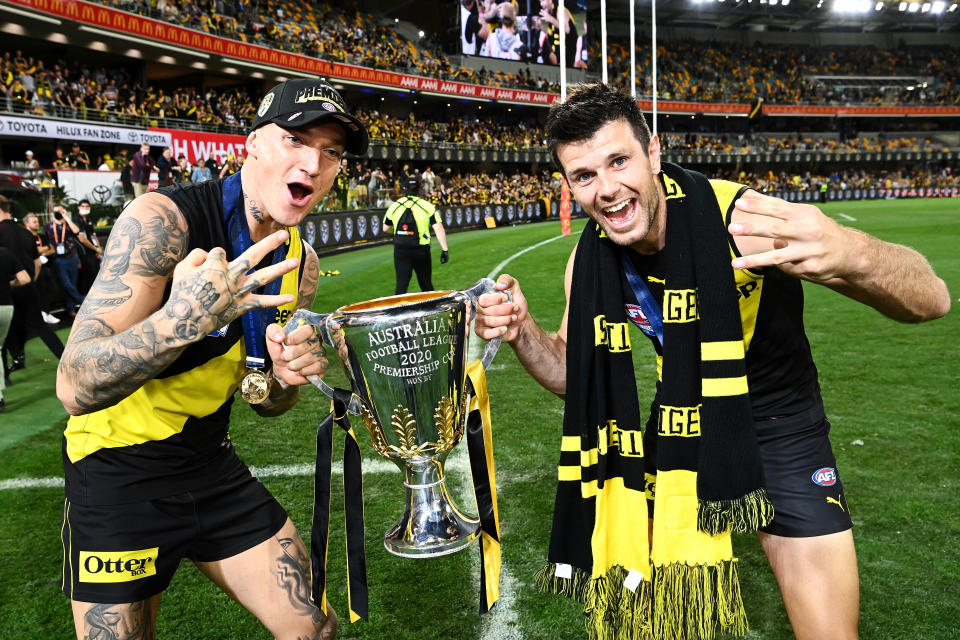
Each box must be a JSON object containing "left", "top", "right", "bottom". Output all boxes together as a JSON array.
[
  {"left": 463, "top": 278, "right": 513, "bottom": 370},
  {"left": 283, "top": 309, "right": 363, "bottom": 415}
]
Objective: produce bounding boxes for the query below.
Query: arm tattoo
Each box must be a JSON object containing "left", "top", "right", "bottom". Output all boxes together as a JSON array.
[
  {"left": 82, "top": 600, "right": 155, "bottom": 640},
  {"left": 61, "top": 200, "right": 191, "bottom": 413},
  {"left": 79, "top": 217, "right": 139, "bottom": 311},
  {"left": 297, "top": 247, "right": 320, "bottom": 312},
  {"left": 131, "top": 201, "right": 188, "bottom": 277},
  {"left": 65, "top": 316, "right": 185, "bottom": 414},
  {"left": 275, "top": 534, "right": 325, "bottom": 625}
]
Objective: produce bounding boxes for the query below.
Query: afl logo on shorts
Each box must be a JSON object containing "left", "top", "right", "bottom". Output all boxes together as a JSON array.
[
  {"left": 812, "top": 467, "right": 837, "bottom": 487},
  {"left": 625, "top": 304, "right": 655, "bottom": 338}
]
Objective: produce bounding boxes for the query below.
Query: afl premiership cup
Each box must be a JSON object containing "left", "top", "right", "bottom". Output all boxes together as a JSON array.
[{"left": 285, "top": 279, "right": 505, "bottom": 558}]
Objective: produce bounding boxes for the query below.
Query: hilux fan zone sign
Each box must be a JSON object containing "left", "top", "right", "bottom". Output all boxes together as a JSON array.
[{"left": 0, "top": 114, "right": 171, "bottom": 146}]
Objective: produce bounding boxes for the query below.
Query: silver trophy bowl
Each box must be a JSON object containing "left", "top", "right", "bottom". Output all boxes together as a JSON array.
[{"left": 286, "top": 279, "right": 505, "bottom": 558}]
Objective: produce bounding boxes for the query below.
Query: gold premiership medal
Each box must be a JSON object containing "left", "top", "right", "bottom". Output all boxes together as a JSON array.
[{"left": 240, "top": 369, "right": 271, "bottom": 404}]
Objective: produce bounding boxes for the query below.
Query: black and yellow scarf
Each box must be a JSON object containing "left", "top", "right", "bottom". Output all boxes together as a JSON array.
[{"left": 536, "top": 163, "right": 773, "bottom": 640}]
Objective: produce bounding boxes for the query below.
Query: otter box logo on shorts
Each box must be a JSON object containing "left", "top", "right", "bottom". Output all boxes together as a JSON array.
[{"left": 79, "top": 547, "right": 158, "bottom": 583}]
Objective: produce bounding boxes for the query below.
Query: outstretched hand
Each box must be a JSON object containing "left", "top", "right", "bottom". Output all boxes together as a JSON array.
[
  {"left": 727, "top": 191, "right": 857, "bottom": 284},
  {"left": 163, "top": 229, "right": 298, "bottom": 343}
]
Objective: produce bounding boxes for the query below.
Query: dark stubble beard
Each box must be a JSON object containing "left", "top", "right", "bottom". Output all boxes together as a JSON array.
[{"left": 599, "top": 177, "right": 663, "bottom": 252}]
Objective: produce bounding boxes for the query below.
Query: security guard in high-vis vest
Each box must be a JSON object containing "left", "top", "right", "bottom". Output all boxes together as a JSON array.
[
  {"left": 57, "top": 78, "right": 369, "bottom": 640},
  {"left": 383, "top": 177, "right": 450, "bottom": 295}
]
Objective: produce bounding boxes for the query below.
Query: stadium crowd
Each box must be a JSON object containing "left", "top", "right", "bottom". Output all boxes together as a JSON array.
[
  {"left": 90, "top": 0, "right": 559, "bottom": 93},
  {"left": 604, "top": 40, "right": 960, "bottom": 105},
  {"left": 85, "top": 0, "right": 959, "bottom": 105},
  {"left": 659, "top": 132, "right": 951, "bottom": 155},
  {"left": 720, "top": 165, "right": 959, "bottom": 194},
  {"left": 0, "top": 49, "right": 257, "bottom": 132},
  {"left": 3, "top": 44, "right": 951, "bottom": 160}
]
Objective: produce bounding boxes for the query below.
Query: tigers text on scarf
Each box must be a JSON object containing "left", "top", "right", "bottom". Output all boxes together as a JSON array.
[{"left": 535, "top": 163, "right": 773, "bottom": 640}]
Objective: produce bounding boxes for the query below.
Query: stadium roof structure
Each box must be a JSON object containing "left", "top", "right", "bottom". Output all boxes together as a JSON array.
[{"left": 603, "top": 0, "right": 960, "bottom": 32}]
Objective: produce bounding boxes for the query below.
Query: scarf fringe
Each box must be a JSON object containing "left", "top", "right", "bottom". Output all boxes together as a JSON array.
[
  {"left": 652, "top": 559, "right": 748, "bottom": 640},
  {"left": 536, "top": 564, "right": 653, "bottom": 640},
  {"left": 535, "top": 563, "right": 591, "bottom": 603},
  {"left": 697, "top": 487, "right": 775, "bottom": 535}
]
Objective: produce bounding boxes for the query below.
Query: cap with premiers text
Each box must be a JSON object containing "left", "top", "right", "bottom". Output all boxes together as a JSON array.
[{"left": 251, "top": 78, "right": 369, "bottom": 156}]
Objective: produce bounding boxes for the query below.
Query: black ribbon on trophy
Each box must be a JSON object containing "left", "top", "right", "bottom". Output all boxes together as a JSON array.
[
  {"left": 311, "top": 389, "right": 369, "bottom": 623},
  {"left": 307, "top": 365, "right": 502, "bottom": 620}
]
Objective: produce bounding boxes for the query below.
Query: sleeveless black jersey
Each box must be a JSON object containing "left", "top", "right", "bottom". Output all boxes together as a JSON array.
[
  {"left": 625, "top": 180, "right": 823, "bottom": 420},
  {"left": 63, "top": 179, "right": 305, "bottom": 505}
]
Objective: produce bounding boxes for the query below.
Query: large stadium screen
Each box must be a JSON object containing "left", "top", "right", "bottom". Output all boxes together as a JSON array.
[{"left": 460, "top": 0, "right": 588, "bottom": 68}]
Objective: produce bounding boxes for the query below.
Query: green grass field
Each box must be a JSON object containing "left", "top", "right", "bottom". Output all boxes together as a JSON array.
[{"left": 1, "top": 198, "right": 957, "bottom": 639}]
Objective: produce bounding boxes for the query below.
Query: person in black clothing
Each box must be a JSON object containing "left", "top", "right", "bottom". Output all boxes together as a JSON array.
[
  {"left": 22, "top": 213, "right": 61, "bottom": 322},
  {"left": 157, "top": 147, "right": 175, "bottom": 186},
  {"left": 43, "top": 203, "right": 85, "bottom": 314},
  {"left": 120, "top": 158, "right": 135, "bottom": 202},
  {"left": 0, "top": 245, "right": 31, "bottom": 408},
  {"left": 0, "top": 196, "right": 65, "bottom": 379},
  {"left": 67, "top": 142, "right": 91, "bottom": 170},
  {"left": 75, "top": 199, "right": 103, "bottom": 294},
  {"left": 57, "top": 77, "right": 368, "bottom": 640},
  {"left": 382, "top": 178, "right": 450, "bottom": 295}
]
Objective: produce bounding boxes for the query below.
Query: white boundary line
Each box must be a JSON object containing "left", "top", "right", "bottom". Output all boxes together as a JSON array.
[
  {"left": 461, "top": 228, "right": 577, "bottom": 640},
  {"left": 0, "top": 458, "right": 476, "bottom": 491}
]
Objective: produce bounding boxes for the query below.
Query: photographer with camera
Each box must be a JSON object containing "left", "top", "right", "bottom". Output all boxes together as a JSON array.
[{"left": 43, "top": 203, "right": 84, "bottom": 315}]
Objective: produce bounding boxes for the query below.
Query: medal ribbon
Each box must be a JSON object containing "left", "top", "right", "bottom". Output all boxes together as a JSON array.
[
  {"left": 621, "top": 248, "right": 665, "bottom": 350},
  {"left": 221, "top": 171, "right": 287, "bottom": 372}
]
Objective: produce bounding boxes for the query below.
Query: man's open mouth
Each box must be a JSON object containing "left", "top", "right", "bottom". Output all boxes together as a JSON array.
[
  {"left": 288, "top": 182, "right": 314, "bottom": 205},
  {"left": 602, "top": 198, "right": 636, "bottom": 225}
]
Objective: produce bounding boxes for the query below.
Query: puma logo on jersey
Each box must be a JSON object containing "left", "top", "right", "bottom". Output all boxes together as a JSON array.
[
  {"left": 826, "top": 495, "right": 845, "bottom": 511},
  {"left": 647, "top": 276, "right": 666, "bottom": 285}
]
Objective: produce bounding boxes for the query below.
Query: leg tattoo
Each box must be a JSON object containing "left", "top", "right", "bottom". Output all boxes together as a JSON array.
[
  {"left": 82, "top": 600, "right": 155, "bottom": 640},
  {"left": 275, "top": 534, "right": 324, "bottom": 624}
]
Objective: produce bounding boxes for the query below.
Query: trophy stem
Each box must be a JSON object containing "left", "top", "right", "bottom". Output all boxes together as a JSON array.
[{"left": 384, "top": 457, "right": 480, "bottom": 558}]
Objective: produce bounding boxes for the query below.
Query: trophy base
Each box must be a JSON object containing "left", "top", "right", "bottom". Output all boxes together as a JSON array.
[{"left": 384, "top": 459, "right": 481, "bottom": 558}]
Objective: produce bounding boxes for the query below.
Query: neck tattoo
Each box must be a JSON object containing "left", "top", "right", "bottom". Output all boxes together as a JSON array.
[{"left": 243, "top": 189, "right": 266, "bottom": 224}]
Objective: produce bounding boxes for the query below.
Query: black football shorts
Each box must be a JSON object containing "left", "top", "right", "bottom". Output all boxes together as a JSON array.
[
  {"left": 61, "top": 464, "right": 288, "bottom": 603},
  {"left": 755, "top": 410, "right": 854, "bottom": 538}
]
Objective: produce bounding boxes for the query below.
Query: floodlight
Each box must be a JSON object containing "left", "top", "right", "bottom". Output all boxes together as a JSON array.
[
  {"left": 931, "top": 0, "right": 945, "bottom": 10},
  {"left": 949, "top": 3, "right": 958, "bottom": 11},
  {"left": 899, "top": 1, "right": 907, "bottom": 9},
  {"left": 875, "top": 1, "right": 883, "bottom": 9},
  {"left": 782, "top": 0, "right": 790, "bottom": 5},
  {"left": 921, "top": 2, "right": 930, "bottom": 10},
  {"left": 770, "top": 0, "right": 779, "bottom": 6},
  {"left": 908, "top": 2, "right": 919, "bottom": 10}
]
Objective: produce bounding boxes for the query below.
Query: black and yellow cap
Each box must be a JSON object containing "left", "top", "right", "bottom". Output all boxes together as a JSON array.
[{"left": 251, "top": 78, "right": 368, "bottom": 156}]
